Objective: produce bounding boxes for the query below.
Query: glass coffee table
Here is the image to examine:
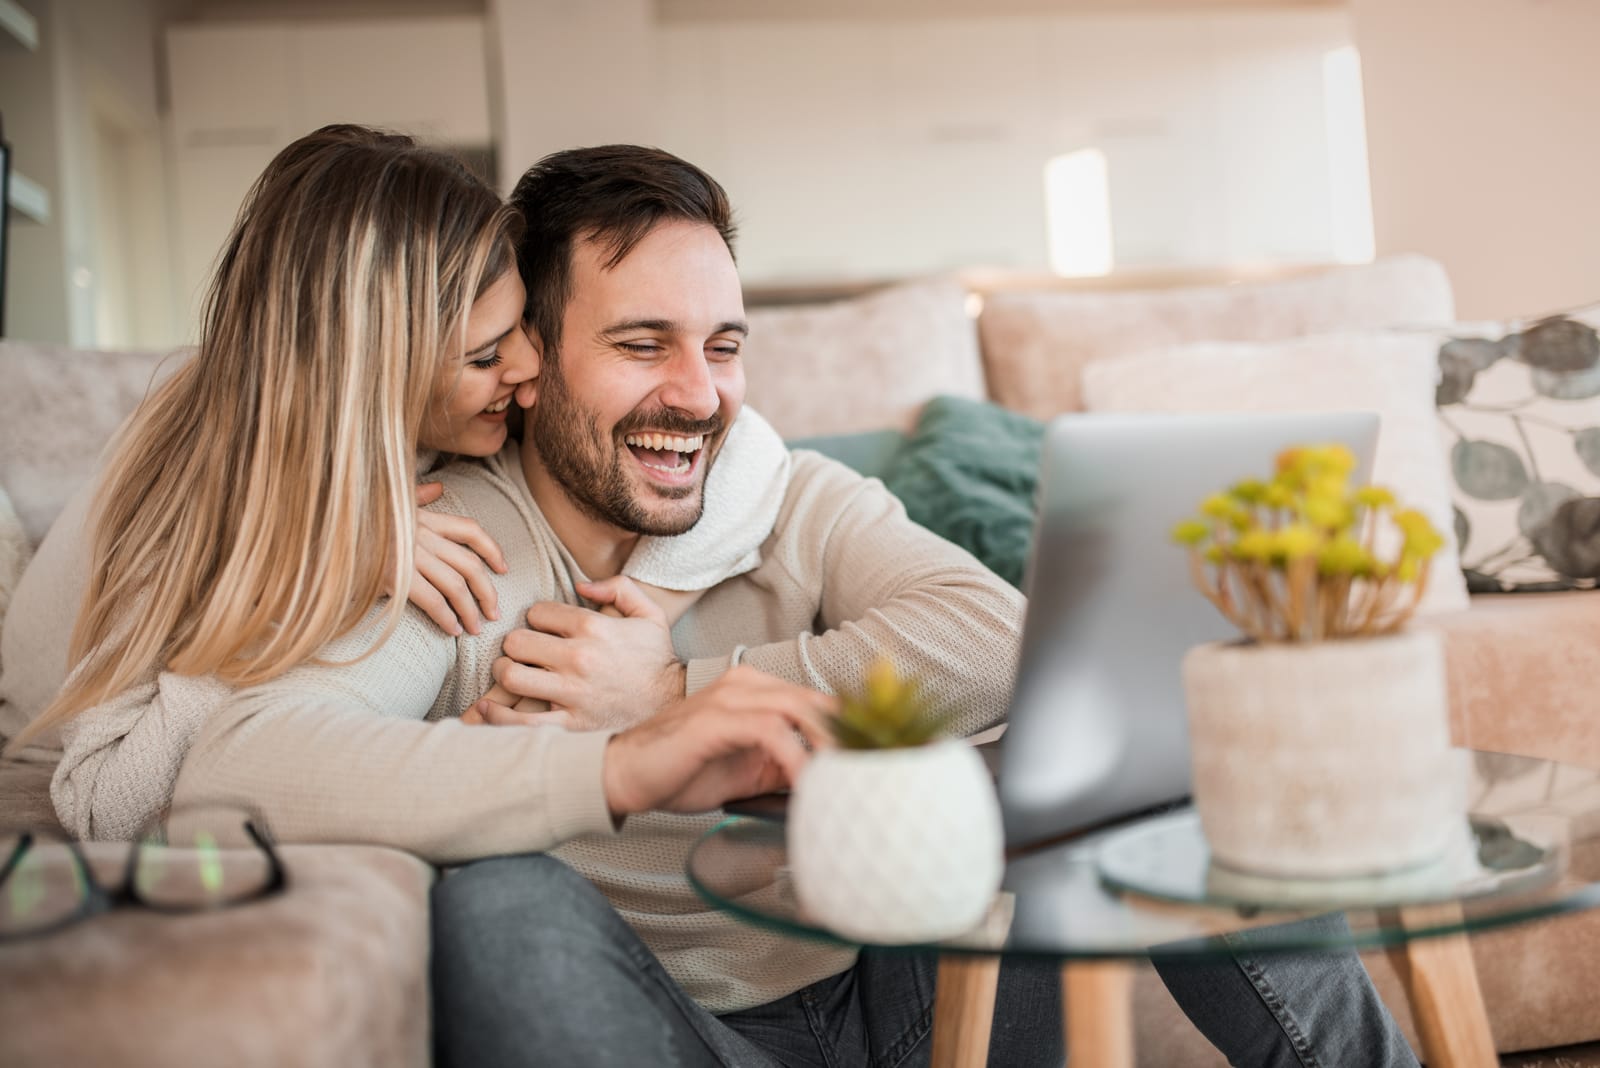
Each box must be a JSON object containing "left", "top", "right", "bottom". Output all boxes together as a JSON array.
[{"left": 688, "top": 749, "right": 1600, "bottom": 1068}]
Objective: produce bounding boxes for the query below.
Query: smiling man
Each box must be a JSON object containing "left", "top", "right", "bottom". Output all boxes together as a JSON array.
[{"left": 424, "top": 147, "right": 1419, "bottom": 1068}]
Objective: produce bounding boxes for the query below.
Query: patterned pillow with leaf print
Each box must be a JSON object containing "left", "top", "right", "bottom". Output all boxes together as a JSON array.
[{"left": 1432, "top": 306, "right": 1600, "bottom": 592}]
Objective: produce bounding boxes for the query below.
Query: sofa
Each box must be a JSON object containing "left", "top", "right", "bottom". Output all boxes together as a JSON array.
[{"left": 2, "top": 254, "right": 1598, "bottom": 1064}]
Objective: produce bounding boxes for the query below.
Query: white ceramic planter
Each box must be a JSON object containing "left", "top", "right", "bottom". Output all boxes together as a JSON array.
[
  {"left": 1182, "top": 629, "right": 1466, "bottom": 879},
  {"left": 788, "top": 740, "right": 1003, "bottom": 944}
]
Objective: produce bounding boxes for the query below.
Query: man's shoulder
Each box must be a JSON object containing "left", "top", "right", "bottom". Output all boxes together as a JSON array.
[
  {"left": 781, "top": 447, "right": 876, "bottom": 500},
  {"left": 767, "top": 447, "right": 907, "bottom": 543}
]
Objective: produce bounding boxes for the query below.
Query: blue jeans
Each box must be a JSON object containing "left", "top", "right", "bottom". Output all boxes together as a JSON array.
[{"left": 430, "top": 854, "right": 1417, "bottom": 1068}]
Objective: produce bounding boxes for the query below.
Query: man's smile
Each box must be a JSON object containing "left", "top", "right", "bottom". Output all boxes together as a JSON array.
[{"left": 623, "top": 431, "right": 709, "bottom": 486}]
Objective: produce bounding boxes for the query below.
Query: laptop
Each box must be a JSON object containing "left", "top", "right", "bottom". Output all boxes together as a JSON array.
[{"left": 998, "top": 410, "right": 1379, "bottom": 849}]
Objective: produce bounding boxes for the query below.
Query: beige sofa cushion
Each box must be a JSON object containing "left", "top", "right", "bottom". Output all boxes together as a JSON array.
[
  {"left": 1431, "top": 590, "right": 1600, "bottom": 769},
  {"left": 0, "top": 839, "right": 433, "bottom": 1068},
  {"left": 1080, "top": 332, "right": 1471, "bottom": 615},
  {"left": 0, "top": 342, "right": 183, "bottom": 548},
  {"left": 976, "top": 255, "right": 1456, "bottom": 419},
  {"left": 742, "top": 278, "right": 985, "bottom": 438}
]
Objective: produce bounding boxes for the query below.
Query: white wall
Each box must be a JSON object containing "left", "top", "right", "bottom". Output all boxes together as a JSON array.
[
  {"left": 487, "top": 0, "right": 657, "bottom": 193},
  {"left": 490, "top": 2, "right": 1356, "bottom": 285},
  {"left": 0, "top": 0, "right": 175, "bottom": 346},
  {"left": 1351, "top": 0, "right": 1600, "bottom": 320}
]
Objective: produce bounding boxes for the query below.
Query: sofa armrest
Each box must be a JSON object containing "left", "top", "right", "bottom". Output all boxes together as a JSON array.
[{"left": 1431, "top": 591, "right": 1600, "bottom": 769}]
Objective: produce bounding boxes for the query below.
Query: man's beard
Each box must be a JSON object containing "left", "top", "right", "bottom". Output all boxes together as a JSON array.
[{"left": 529, "top": 352, "right": 721, "bottom": 537}]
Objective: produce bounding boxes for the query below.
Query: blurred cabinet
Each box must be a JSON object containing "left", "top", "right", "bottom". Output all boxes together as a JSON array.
[{"left": 166, "top": 15, "right": 491, "bottom": 324}]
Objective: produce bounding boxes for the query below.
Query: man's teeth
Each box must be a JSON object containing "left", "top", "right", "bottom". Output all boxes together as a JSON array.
[
  {"left": 483, "top": 397, "right": 511, "bottom": 414},
  {"left": 623, "top": 432, "right": 704, "bottom": 453}
]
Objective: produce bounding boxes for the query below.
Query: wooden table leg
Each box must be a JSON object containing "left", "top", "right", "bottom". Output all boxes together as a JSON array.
[
  {"left": 1062, "top": 960, "right": 1135, "bottom": 1068},
  {"left": 931, "top": 954, "right": 1001, "bottom": 1068},
  {"left": 1382, "top": 905, "right": 1496, "bottom": 1068}
]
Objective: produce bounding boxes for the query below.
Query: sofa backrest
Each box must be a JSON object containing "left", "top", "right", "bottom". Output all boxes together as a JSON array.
[
  {"left": 975, "top": 255, "right": 1456, "bottom": 419},
  {"left": 0, "top": 342, "right": 186, "bottom": 549},
  {"left": 742, "top": 276, "right": 985, "bottom": 438}
]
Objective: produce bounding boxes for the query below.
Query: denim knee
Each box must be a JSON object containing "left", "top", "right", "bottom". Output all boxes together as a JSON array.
[{"left": 433, "top": 853, "right": 640, "bottom": 963}]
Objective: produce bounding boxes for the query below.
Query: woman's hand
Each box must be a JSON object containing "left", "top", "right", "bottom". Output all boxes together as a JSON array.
[
  {"left": 393, "top": 482, "right": 508, "bottom": 636},
  {"left": 462, "top": 576, "right": 686, "bottom": 729},
  {"left": 602, "top": 666, "right": 837, "bottom": 818}
]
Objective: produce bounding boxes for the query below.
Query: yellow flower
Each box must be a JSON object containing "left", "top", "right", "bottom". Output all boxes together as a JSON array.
[
  {"left": 1232, "top": 529, "right": 1275, "bottom": 562},
  {"left": 1200, "top": 493, "right": 1237, "bottom": 521},
  {"left": 1318, "top": 535, "right": 1373, "bottom": 577},
  {"left": 1172, "top": 519, "right": 1211, "bottom": 547},
  {"left": 1262, "top": 483, "right": 1296, "bottom": 510},
  {"left": 1229, "top": 479, "right": 1268, "bottom": 505},
  {"left": 1310, "top": 444, "right": 1357, "bottom": 476},
  {"left": 1203, "top": 545, "right": 1225, "bottom": 565},
  {"left": 1302, "top": 491, "right": 1352, "bottom": 531},
  {"left": 1273, "top": 523, "right": 1322, "bottom": 561},
  {"left": 1354, "top": 485, "right": 1396, "bottom": 509}
]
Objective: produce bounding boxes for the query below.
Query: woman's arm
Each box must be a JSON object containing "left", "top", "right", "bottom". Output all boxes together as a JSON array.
[{"left": 52, "top": 672, "right": 233, "bottom": 840}]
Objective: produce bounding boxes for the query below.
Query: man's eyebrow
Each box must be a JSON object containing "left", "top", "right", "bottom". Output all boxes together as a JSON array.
[
  {"left": 465, "top": 326, "right": 515, "bottom": 357},
  {"left": 602, "top": 319, "right": 750, "bottom": 337}
]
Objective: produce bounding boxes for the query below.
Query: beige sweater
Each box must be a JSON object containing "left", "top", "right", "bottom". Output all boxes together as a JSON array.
[{"left": 169, "top": 445, "right": 1024, "bottom": 1012}]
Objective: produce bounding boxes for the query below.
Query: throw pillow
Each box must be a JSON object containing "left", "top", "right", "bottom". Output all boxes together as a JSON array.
[
  {"left": 742, "top": 278, "right": 986, "bottom": 439},
  {"left": 1081, "top": 333, "right": 1470, "bottom": 616},
  {"left": 1426, "top": 308, "right": 1600, "bottom": 592},
  {"left": 875, "top": 396, "right": 1045, "bottom": 589},
  {"left": 975, "top": 255, "right": 1455, "bottom": 420},
  {"left": 786, "top": 428, "right": 909, "bottom": 483}
]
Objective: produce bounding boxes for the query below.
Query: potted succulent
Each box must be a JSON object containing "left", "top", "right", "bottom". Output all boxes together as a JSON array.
[
  {"left": 788, "top": 660, "right": 1004, "bottom": 944},
  {"left": 1172, "top": 444, "right": 1467, "bottom": 878}
]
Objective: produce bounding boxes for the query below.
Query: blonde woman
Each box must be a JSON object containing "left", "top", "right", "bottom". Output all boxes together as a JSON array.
[{"left": 0, "top": 124, "right": 817, "bottom": 842}]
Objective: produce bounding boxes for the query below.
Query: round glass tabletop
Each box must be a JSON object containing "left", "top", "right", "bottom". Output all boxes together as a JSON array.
[{"left": 686, "top": 749, "right": 1600, "bottom": 960}]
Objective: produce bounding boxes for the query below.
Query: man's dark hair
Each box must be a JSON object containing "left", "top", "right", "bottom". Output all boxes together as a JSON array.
[{"left": 508, "top": 145, "right": 738, "bottom": 354}]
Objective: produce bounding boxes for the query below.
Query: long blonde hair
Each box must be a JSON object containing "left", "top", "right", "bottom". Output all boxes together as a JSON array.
[{"left": 16, "top": 125, "right": 517, "bottom": 748}]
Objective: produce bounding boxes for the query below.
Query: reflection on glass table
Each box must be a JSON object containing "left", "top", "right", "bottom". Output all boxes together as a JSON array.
[{"left": 688, "top": 750, "right": 1600, "bottom": 1068}]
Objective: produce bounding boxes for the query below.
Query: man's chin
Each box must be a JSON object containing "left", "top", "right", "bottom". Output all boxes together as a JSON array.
[{"left": 626, "top": 482, "right": 705, "bottom": 536}]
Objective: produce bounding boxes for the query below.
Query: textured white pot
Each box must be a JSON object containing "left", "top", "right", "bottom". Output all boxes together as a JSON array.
[
  {"left": 1183, "top": 629, "right": 1466, "bottom": 878},
  {"left": 788, "top": 740, "right": 1003, "bottom": 944}
]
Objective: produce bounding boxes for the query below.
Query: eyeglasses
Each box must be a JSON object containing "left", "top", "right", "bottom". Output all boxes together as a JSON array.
[{"left": 0, "top": 806, "right": 287, "bottom": 942}]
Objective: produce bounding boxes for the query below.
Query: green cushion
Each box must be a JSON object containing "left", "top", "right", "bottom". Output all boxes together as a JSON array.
[
  {"left": 786, "top": 428, "right": 909, "bottom": 481},
  {"left": 878, "top": 397, "right": 1045, "bottom": 588}
]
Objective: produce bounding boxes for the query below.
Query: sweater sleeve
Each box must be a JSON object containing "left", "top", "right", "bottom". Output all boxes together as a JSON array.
[
  {"left": 169, "top": 604, "right": 618, "bottom": 865},
  {"left": 52, "top": 671, "right": 234, "bottom": 840},
  {"left": 623, "top": 407, "right": 791, "bottom": 591},
  {"left": 688, "top": 452, "right": 1024, "bottom": 737}
]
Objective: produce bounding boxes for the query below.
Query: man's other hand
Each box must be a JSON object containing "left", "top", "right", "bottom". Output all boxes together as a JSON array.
[
  {"left": 602, "top": 666, "right": 837, "bottom": 819},
  {"left": 488, "top": 576, "right": 686, "bottom": 730}
]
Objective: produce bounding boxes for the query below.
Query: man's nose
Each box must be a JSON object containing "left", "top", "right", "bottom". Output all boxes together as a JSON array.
[{"left": 657, "top": 346, "right": 720, "bottom": 420}]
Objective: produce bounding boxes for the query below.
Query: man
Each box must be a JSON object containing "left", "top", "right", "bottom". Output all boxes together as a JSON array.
[{"left": 418, "top": 146, "right": 1419, "bottom": 1068}]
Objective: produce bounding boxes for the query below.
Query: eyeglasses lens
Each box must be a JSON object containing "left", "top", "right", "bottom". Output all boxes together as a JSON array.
[
  {"left": 134, "top": 812, "right": 274, "bottom": 909},
  {"left": 0, "top": 832, "right": 91, "bottom": 936}
]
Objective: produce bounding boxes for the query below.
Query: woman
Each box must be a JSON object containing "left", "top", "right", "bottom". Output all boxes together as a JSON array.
[{"left": 1, "top": 124, "right": 812, "bottom": 840}]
